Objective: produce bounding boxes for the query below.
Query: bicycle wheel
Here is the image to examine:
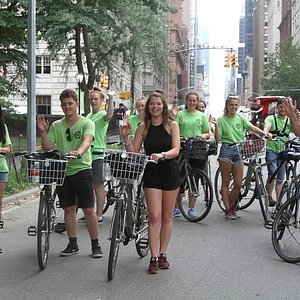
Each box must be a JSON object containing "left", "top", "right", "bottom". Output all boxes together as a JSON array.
[
  {"left": 107, "top": 199, "right": 124, "bottom": 281},
  {"left": 214, "top": 164, "right": 256, "bottom": 212},
  {"left": 135, "top": 185, "right": 149, "bottom": 257},
  {"left": 177, "top": 167, "right": 213, "bottom": 222},
  {"left": 37, "top": 192, "right": 50, "bottom": 270},
  {"left": 53, "top": 189, "right": 66, "bottom": 234},
  {"left": 272, "top": 196, "right": 300, "bottom": 263},
  {"left": 256, "top": 172, "right": 269, "bottom": 222}
]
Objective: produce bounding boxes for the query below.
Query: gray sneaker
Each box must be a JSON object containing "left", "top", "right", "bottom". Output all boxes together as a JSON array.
[
  {"left": 187, "top": 208, "right": 197, "bottom": 218},
  {"left": 92, "top": 244, "right": 103, "bottom": 258}
]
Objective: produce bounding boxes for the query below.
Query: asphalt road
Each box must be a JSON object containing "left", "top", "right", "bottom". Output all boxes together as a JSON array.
[{"left": 1, "top": 156, "right": 300, "bottom": 300}]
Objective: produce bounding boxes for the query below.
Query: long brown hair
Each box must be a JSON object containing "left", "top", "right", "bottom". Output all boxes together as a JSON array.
[
  {"left": 223, "top": 94, "right": 239, "bottom": 115},
  {"left": 143, "top": 92, "right": 171, "bottom": 137}
]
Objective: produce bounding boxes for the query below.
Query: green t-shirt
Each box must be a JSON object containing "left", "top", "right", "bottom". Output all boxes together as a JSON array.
[
  {"left": 265, "top": 114, "right": 291, "bottom": 153},
  {"left": 217, "top": 114, "right": 251, "bottom": 143},
  {"left": 129, "top": 115, "right": 141, "bottom": 137},
  {"left": 176, "top": 109, "right": 210, "bottom": 137},
  {"left": 0, "top": 125, "right": 11, "bottom": 172},
  {"left": 86, "top": 111, "right": 109, "bottom": 160},
  {"left": 48, "top": 116, "right": 95, "bottom": 176}
]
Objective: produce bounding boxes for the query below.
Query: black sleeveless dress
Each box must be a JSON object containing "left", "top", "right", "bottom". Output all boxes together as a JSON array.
[{"left": 143, "top": 123, "right": 180, "bottom": 190}]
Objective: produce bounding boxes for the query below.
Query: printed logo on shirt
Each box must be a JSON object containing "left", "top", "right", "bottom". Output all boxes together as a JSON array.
[
  {"left": 195, "top": 119, "right": 202, "bottom": 125},
  {"left": 74, "top": 131, "right": 81, "bottom": 139},
  {"left": 236, "top": 122, "right": 242, "bottom": 130}
]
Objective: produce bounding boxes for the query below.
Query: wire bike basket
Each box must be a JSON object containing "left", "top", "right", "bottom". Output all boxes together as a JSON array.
[
  {"left": 240, "top": 138, "right": 266, "bottom": 159},
  {"left": 181, "top": 138, "right": 218, "bottom": 160},
  {"left": 104, "top": 150, "right": 147, "bottom": 180},
  {"left": 25, "top": 151, "right": 68, "bottom": 186}
]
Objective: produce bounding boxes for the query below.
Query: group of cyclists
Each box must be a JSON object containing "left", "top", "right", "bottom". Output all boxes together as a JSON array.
[{"left": 2, "top": 86, "right": 299, "bottom": 274}]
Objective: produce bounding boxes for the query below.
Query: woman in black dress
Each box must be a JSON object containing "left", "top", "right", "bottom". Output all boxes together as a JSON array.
[{"left": 121, "top": 92, "right": 180, "bottom": 274}]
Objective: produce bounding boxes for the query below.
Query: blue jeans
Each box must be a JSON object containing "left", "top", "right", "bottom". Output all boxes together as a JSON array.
[{"left": 266, "top": 150, "right": 286, "bottom": 182}]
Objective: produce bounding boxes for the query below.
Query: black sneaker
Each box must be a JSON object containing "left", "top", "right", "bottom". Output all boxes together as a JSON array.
[
  {"left": 92, "top": 244, "right": 103, "bottom": 258},
  {"left": 268, "top": 196, "right": 277, "bottom": 207},
  {"left": 60, "top": 243, "right": 79, "bottom": 256}
]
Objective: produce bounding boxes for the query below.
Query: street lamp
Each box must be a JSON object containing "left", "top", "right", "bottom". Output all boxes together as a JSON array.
[{"left": 75, "top": 72, "right": 84, "bottom": 114}]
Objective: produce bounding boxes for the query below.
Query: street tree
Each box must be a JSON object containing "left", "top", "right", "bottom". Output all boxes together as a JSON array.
[
  {"left": 37, "top": 0, "right": 171, "bottom": 114},
  {"left": 0, "top": 1, "right": 27, "bottom": 99},
  {"left": 262, "top": 39, "right": 300, "bottom": 100}
]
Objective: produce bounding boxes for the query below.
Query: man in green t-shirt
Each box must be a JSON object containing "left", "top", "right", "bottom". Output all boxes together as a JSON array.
[
  {"left": 264, "top": 98, "right": 292, "bottom": 206},
  {"left": 37, "top": 89, "right": 102, "bottom": 258},
  {"left": 82, "top": 88, "right": 114, "bottom": 223}
]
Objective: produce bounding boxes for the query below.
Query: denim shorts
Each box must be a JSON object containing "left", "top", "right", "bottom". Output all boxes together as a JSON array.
[
  {"left": 0, "top": 172, "right": 8, "bottom": 183},
  {"left": 218, "top": 144, "right": 243, "bottom": 164},
  {"left": 266, "top": 150, "right": 286, "bottom": 182}
]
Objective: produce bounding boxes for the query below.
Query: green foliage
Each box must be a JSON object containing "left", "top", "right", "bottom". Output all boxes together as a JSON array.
[
  {"left": 262, "top": 39, "right": 300, "bottom": 100},
  {"left": 0, "top": 1, "right": 28, "bottom": 97},
  {"left": 5, "top": 167, "right": 34, "bottom": 196}
]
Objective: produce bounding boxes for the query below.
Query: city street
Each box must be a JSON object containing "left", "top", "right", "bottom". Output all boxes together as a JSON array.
[{"left": 1, "top": 156, "right": 300, "bottom": 300}]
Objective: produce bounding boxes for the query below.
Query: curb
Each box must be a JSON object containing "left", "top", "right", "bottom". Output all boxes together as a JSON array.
[{"left": 3, "top": 187, "right": 40, "bottom": 206}]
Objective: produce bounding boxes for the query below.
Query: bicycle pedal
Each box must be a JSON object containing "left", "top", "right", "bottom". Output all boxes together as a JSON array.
[
  {"left": 27, "top": 226, "right": 37, "bottom": 236},
  {"left": 264, "top": 220, "right": 273, "bottom": 230},
  {"left": 56, "top": 201, "right": 61, "bottom": 208},
  {"left": 137, "top": 238, "right": 148, "bottom": 249}
]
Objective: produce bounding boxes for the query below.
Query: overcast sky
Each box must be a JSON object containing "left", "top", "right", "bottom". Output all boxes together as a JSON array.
[{"left": 197, "top": 0, "right": 244, "bottom": 117}]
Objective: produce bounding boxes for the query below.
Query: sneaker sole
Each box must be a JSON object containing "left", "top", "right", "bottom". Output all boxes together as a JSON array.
[
  {"left": 92, "top": 253, "right": 103, "bottom": 258},
  {"left": 147, "top": 270, "right": 159, "bottom": 274},
  {"left": 59, "top": 250, "right": 79, "bottom": 257}
]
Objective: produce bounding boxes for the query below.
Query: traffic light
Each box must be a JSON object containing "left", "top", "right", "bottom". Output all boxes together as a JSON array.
[
  {"left": 99, "top": 75, "right": 105, "bottom": 88},
  {"left": 224, "top": 54, "right": 231, "bottom": 67},
  {"left": 231, "top": 53, "right": 239, "bottom": 68},
  {"left": 103, "top": 75, "right": 109, "bottom": 88}
]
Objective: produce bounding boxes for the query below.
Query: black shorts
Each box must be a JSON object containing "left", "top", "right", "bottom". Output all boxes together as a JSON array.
[
  {"left": 56, "top": 169, "right": 94, "bottom": 208},
  {"left": 143, "top": 159, "right": 180, "bottom": 190}
]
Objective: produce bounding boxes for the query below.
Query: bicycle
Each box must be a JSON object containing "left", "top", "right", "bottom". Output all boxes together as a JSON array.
[
  {"left": 25, "top": 150, "right": 71, "bottom": 270},
  {"left": 271, "top": 183, "right": 300, "bottom": 263},
  {"left": 176, "top": 137, "right": 214, "bottom": 222},
  {"left": 105, "top": 149, "right": 153, "bottom": 280},
  {"left": 266, "top": 139, "right": 300, "bottom": 229}
]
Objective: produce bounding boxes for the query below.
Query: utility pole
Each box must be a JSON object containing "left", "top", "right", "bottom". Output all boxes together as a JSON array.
[
  {"left": 193, "top": 0, "right": 198, "bottom": 91},
  {"left": 27, "top": 0, "right": 36, "bottom": 152}
]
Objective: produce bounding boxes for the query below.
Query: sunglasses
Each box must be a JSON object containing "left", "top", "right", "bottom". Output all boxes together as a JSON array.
[{"left": 66, "top": 128, "right": 71, "bottom": 142}]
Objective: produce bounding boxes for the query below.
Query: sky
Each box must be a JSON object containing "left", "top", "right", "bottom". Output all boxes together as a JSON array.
[{"left": 197, "top": 0, "right": 245, "bottom": 117}]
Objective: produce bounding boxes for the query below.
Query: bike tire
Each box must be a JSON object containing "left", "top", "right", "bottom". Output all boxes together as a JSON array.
[
  {"left": 107, "top": 199, "right": 123, "bottom": 281},
  {"left": 52, "top": 189, "right": 66, "bottom": 234},
  {"left": 272, "top": 195, "right": 300, "bottom": 263},
  {"left": 214, "top": 164, "right": 256, "bottom": 212},
  {"left": 177, "top": 167, "right": 213, "bottom": 222},
  {"left": 135, "top": 184, "right": 149, "bottom": 257},
  {"left": 256, "top": 172, "right": 269, "bottom": 222},
  {"left": 37, "top": 192, "right": 50, "bottom": 270}
]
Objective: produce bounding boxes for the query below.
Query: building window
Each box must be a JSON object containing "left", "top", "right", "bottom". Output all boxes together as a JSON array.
[
  {"left": 36, "top": 56, "right": 51, "bottom": 74},
  {"left": 37, "top": 95, "right": 51, "bottom": 114}
]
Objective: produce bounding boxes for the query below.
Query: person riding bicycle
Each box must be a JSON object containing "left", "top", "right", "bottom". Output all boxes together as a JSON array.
[
  {"left": 175, "top": 92, "right": 211, "bottom": 219},
  {"left": 263, "top": 98, "right": 292, "bottom": 207},
  {"left": 120, "top": 91, "right": 180, "bottom": 274},
  {"left": 250, "top": 98, "right": 263, "bottom": 128},
  {"left": 37, "top": 89, "right": 102, "bottom": 258}
]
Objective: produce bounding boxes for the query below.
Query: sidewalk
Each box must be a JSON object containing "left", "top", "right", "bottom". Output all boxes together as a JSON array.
[{"left": 3, "top": 187, "right": 40, "bottom": 207}]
